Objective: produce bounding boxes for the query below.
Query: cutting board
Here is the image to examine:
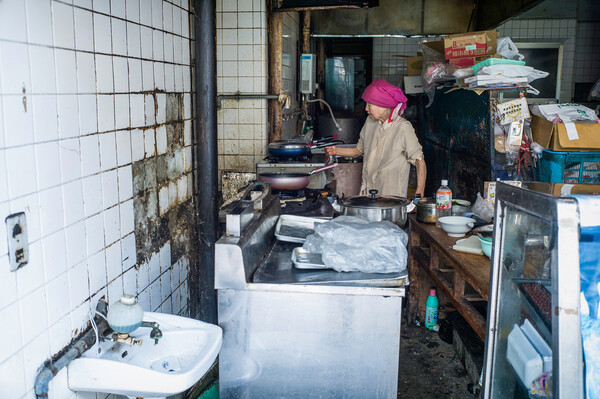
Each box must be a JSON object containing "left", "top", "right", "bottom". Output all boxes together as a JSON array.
[{"left": 453, "top": 235, "right": 483, "bottom": 255}]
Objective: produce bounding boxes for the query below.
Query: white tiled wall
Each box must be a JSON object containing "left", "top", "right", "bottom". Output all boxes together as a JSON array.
[
  {"left": 0, "top": 1, "right": 193, "bottom": 398},
  {"left": 216, "top": 0, "right": 268, "bottom": 173}
]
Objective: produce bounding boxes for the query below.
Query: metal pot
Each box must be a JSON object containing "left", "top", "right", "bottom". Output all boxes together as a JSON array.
[
  {"left": 416, "top": 197, "right": 437, "bottom": 224},
  {"left": 258, "top": 164, "right": 338, "bottom": 190},
  {"left": 338, "top": 189, "right": 412, "bottom": 226}
]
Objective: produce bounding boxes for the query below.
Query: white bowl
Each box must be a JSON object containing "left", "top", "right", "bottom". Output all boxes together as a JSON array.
[{"left": 438, "top": 216, "right": 476, "bottom": 237}]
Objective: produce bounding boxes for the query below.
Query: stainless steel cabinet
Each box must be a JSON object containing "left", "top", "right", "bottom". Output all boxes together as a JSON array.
[{"left": 483, "top": 182, "right": 584, "bottom": 398}]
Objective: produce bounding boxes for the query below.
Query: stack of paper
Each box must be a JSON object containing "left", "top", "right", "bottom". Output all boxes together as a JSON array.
[{"left": 465, "top": 74, "right": 528, "bottom": 89}]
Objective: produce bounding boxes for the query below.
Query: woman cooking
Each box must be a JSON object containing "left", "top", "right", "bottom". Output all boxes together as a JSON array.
[{"left": 325, "top": 79, "right": 427, "bottom": 198}]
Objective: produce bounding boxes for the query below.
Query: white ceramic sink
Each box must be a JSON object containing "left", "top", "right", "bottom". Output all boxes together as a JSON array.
[{"left": 67, "top": 312, "right": 222, "bottom": 398}]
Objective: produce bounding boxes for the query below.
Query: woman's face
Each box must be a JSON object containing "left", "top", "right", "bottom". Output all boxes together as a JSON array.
[{"left": 365, "top": 103, "right": 391, "bottom": 122}]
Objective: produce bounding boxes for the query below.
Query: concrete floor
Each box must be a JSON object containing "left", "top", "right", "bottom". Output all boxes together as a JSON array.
[{"left": 398, "top": 317, "right": 475, "bottom": 399}]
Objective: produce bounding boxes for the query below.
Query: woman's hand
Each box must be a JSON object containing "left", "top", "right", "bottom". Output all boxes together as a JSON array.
[{"left": 324, "top": 146, "right": 337, "bottom": 156}]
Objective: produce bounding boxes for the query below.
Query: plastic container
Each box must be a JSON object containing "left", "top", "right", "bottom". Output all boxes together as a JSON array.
[
  {"left": 435, "top": 180, "right": 452, "bottom": 227},
  {"left": 471, "top": 58, "right": 526, "bottom": 75},
  {"left": 478, "top": 236, "right": 493, "bottom": 258},
  {"left": 425, "top": 288, "right": 439, "bottom": 330},
  {"left": 507, "top": 323, "right": 543, "bottom": 387},
  {"left": 534, "top": 149, "right": 600, "bottom": 184}
]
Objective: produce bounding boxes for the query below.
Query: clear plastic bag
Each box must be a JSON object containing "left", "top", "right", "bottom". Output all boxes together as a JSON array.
[
  {"left": 478, "top": 64, "right": 548, "bottom": 83},
  {"left": 579, "top": 237, "right": 600, "bottom": 399},
  {"left": 420, "top": 43, "right": 446, "bottom": 107},
  {"left": 529, "top": 371, "right": 552, "bottom": 398},
  {"left": 302, "top": 216, "right": 408, "bottom": 273},
  {"left": 588, "top": 78, "right": 600, "bottom": 101},
  {"left": 472, "top": 193, "right": 495, "bottom": 222},
  {"left": 497, "top": 37, "right": 525, "bottom": 61}
]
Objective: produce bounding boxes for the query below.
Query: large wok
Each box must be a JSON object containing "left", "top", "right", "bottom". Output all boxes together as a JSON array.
[
  {"left": 259, "top": 164, "right": 338, "bottom": 190},
  {"left": 268, "top": 136, "right": 343, "bottom": 158}
]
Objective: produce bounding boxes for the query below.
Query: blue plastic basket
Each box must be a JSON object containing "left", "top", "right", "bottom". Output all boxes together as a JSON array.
[{"left": 534, "top": 149, "right": 600, "bottom": 184}]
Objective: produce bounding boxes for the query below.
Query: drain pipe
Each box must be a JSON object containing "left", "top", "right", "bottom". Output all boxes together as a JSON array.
[
  {"left": 193, "top": 0, "right": 218, "bottom": 323},
  {"left": 34, "top": 301, "right": 109, "bottom": 398}
]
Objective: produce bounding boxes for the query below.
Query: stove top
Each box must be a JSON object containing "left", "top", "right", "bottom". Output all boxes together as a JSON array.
[
  {"left": 280, "top": 192, "right": 335, "bottom": 219},
  {"left": 258, "top": 153, "right": 327, "bottom": 166}
]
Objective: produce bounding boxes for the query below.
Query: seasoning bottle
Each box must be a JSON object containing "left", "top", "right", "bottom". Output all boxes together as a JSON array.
[
  {"left": 425, "top": 288, "right": 439, "bottom": 330},
  {"left": 435, "top": 179, "right": 452, "bottom": 227}
]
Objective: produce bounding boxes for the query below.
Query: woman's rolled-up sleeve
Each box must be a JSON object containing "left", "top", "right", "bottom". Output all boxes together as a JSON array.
[{"left": 403, "top": 123, "right": 424, "bottom": 165}]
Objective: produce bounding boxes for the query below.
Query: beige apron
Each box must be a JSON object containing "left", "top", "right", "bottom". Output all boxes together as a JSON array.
[{"left": 356, "top": 116, "right": 423, "bottom": 198}]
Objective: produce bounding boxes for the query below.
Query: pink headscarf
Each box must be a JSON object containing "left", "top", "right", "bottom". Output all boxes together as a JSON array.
[{"left": 361, "top": 79, "right": 408, "bottom": 118}]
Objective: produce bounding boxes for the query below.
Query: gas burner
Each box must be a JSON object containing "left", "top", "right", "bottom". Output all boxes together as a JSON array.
[
  {"left": 281, "top": 197, "right": 323, "bottom": 215},
  {"left": 273, "top": 189, "right": 306, "bottom": 200},
  {"left": 266, "top": 155, "right": 311, "bottom": 163}
]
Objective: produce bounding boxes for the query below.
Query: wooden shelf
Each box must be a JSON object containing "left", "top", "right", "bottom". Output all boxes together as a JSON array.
[{"left": 407, "top": 214, "right": 490, "bottom": 340}]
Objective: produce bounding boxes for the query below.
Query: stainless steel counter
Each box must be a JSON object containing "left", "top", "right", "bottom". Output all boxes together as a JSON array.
[
  {"left": 216, "top": 185, "right": 406, "bottom": 398},
  {"left": 253, "top": 240, "right": 408, "bottom": 287}
]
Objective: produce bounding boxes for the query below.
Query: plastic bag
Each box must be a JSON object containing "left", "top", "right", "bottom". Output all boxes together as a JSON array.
[
  {"left": 579, "top": 237, "right": 600, "bottom": 399},
  {"left": 420, "top": 43, "right": 446, "bottom": 107},
  {"left": 453, "top": 67, "right": 474, "bottom": 79},
  {"left": 529, "top": 371, "right": 552, "bottom": 398},
  {"left": 472, "top": 193, "right": 494, "bottom": 222},
  {"left": 302, "top": 216, "right": 408, "bottom": 273},
  {"left": 588, "top": 78, "right": 600, "bottom": 101},
  {"left": 497, "top": 37, "right": 525, "bottom": 61},
  {"left": 536, "top": 103, "right": 599, "bottom": 123},
  {"left": 478, "top": 64, "right": 548, "bottom": 83}
]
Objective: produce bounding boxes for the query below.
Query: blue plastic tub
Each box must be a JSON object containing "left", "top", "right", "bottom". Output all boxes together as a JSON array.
[{"left": 534, "top": 149, "right": 600, "bottom": 184}]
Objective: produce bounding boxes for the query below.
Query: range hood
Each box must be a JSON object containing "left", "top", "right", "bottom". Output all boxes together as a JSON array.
[
  {"left": 272, "top": 0, "right": 378, "bottom": 12},
  {"left": 310, "top": 0, "right": 542, "bottom": 36}
]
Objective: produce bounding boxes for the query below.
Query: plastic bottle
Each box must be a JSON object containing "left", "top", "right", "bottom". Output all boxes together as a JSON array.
[
  {"left": 425, "top": 288, "right": 439, "bottom": 330},
  {"left": 435, "top": 179, "right": 452, "bottom": 227}
]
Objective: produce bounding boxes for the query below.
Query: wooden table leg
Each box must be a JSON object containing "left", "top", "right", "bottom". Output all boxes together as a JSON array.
[{"left": 407, "top": 222, "right": 421, "bottom": 325}]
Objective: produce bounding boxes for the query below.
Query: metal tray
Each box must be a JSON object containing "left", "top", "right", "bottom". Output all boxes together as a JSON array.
[
  {"left": 291, "top": 247, "right": 330, "bottom": 270},
  {"left": 275, "top": 215, "right": 327, "bottom": 243}
]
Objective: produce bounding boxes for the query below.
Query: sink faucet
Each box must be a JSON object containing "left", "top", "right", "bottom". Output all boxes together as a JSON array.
[
  {"left": 104, "top": 295, "right": 164, "bottom": 346},
  {"left": 141, "top": 321, "right": 163, "bottom": 345}
]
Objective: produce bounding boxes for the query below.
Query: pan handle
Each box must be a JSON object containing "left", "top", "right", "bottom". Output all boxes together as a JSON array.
[
  {"left": 240, "top": 182, "right": 271, "bottom": 210},
  {"left": 309, "top": 163, "right": 338, "bottom": 175}
]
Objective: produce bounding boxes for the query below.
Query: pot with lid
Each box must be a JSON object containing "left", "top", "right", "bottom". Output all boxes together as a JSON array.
[
  {"left": 416, "top": 197, "right": 437, "bottom": 224},
  {"left": 338, "top": 189, "right": 414, "bottom": 226}
]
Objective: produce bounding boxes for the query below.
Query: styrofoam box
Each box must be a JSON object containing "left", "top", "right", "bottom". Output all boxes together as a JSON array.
[{"left": 506, "top": 323, "right": 543, "bottom": 387}]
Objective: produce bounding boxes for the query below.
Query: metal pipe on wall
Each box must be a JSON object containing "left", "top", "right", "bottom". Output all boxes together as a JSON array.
[{"left": 193, "top": 0, "right": 218, "bottom": 324}]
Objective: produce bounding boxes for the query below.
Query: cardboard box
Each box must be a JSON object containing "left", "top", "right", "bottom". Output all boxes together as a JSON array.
[
  {"left": 531, "top": 114, "right": 600, "bottom": 152},
  {"left": 407, "top": 56, "right": 423, "bottom": 76},
  {"left": 527, "top": 182, "right": 600, "bottom": 196},
  {"left": 403, "top": 75, "right": 423, "bottom": 94},
  {"left": 484, "top": 180, "right": 522, "bottom": 202},
  {"left": 444, "top": 30, "right": 498, "bottom": 59},
  {"left": 449, "top": 54, "right": 500, "bottom": 68},
  {"left": 422, "top": 40, "right": 445, "bottom": 55}
]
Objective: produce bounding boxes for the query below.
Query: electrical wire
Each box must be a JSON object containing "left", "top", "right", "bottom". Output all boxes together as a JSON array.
[
  {"left": 89, "top": 311, "right": 100, "bottom": 357},
  {"left": 307, "top": 98, "right": 342, "bottom": 132}
]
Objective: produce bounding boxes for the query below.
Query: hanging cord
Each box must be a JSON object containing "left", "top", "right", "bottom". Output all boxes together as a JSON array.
[
  {"left": 89, "top": 310, "right": 109, "bottom": 357},
  {"left": 307, "top": 99, "right": 342, "bottom": 131}
]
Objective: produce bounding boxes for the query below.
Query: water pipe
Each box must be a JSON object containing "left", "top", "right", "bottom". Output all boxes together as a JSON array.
[
  {"left": 306, "top": 98, "right": 342, "bottom": 132},
  {"left": 34, "top": 300, "right": 109, "bottom": 398}
]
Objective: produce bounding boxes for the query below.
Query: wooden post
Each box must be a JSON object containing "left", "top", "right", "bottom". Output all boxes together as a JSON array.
[
  {"left": 268, "top": 9, "right": 282, "bottom": 143},
  {"left": 302, "top": 11, "right": 311, "bottom": 54}
]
